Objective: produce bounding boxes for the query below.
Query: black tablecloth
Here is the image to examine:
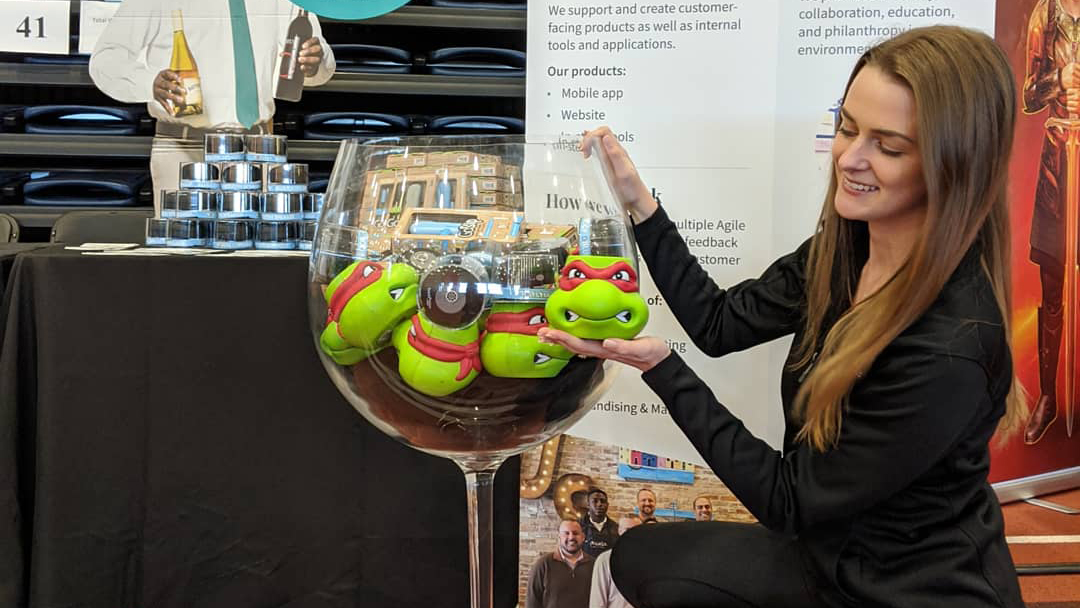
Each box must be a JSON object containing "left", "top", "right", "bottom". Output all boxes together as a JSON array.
[
  {"left": 0, "top": 244, "right": 51, "bottom": 304},
  {"left": 0, "top": 248, "right": 519, "bottom": 608}
]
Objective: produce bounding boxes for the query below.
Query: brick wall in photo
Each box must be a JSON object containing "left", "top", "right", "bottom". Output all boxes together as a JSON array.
[{"left": 517, "top": 434, "right": 756, "bottom": 602}]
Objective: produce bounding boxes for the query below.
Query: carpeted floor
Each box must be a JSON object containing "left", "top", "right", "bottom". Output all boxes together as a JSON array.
[{"left": 1003, "top": 488, "right": 1080, "bottom": 606}]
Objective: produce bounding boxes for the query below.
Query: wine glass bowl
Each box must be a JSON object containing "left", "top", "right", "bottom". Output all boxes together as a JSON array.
[{"left": 307, "top": 135, "right": 642, "bottom": 607}]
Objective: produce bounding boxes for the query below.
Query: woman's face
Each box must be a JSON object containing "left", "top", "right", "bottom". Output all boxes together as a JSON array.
[{"left": 832, "top": 65, "right": 927, "bottom": 231}]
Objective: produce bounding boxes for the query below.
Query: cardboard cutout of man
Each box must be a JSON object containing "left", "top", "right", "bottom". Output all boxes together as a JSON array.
[{"left": 89, "top": 0, "right": 336, "bottom": 212}]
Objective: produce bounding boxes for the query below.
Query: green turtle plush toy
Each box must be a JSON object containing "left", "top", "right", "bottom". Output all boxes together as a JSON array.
[
  {"left": 544, "top": 255, "right": 649, "bottom": 340},
  {"left": 392, "top": 313, "right": 482, "bottom": 396},
  {"left": 320, "top": 260, "right": 419, "bottom": 365},
  {"left": 480, "top": 302, "right": 572, "bottom": 378}
]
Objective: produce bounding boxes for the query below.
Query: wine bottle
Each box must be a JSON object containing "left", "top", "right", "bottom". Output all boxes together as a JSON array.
[
  {"left": 275, "top": 9, "right": 313, "bottom": 102},
  {"left": 168, "top": 9, "right": 203, "bottom": 117}
]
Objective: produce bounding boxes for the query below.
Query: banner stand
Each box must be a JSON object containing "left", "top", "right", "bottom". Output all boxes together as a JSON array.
[{"left": 993, "top": 465, "right": 1080, "bottom": 508}]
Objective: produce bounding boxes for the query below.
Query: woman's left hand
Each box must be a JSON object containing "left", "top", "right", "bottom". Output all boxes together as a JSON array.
[{"left": 537, "top": 328, "right": 671, "bottom": 372}]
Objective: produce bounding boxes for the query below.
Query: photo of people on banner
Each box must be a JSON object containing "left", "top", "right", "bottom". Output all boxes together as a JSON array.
[
  {"left": 86, "top": 0, "right": 336, "bottom": 211},
  {"left": 519, "top": 435, "right": 748, "bottom": 608}
]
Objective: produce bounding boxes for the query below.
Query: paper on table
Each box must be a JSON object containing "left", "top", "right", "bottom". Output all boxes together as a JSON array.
[
  {"left": 134, "top": 248, "right": 228, "bottom": 255},
  {"left": 226, "top": 250, "right": 311, "bottom": 257},
  {"left": 66, "top": 243, "right": 140, "bottom": 251},
  {"left": 77, "top": 247, "right": 309, "bottom": 257},
  {"left": 82, "top": 250, "right": 169, "bottom": 256}
]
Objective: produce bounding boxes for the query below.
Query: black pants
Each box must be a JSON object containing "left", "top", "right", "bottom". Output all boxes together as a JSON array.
[{"left": 610, "top": 521, "right": 820, "bottom": 608}]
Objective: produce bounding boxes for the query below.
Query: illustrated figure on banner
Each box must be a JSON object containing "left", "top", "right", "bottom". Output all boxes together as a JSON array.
[
  {"left": 1022, "top": 0, "right": 1080, "bottom": 443},
  {"left": 88, "top": 0, "right": 337, "bottom": 212}
]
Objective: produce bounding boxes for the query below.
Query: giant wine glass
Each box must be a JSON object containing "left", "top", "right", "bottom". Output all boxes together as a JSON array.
[{"left": 307, "top": 136, "right": 645, "bottom": 608}]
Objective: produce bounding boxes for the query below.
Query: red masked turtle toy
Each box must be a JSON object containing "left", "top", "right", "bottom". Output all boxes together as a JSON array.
[
  {"left": 480, "top": 302, "right": 573, "bottom": 378},
  {"left": 320, "top": 260, "right": 419, "bottom": 365},
  {"left": 544, "top": 255, "right": 649, "bottom": 340}
]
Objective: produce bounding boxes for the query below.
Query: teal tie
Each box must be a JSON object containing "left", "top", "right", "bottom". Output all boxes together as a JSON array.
[{"left": 227, "top": 0, "right": 259, "bottom": 128}]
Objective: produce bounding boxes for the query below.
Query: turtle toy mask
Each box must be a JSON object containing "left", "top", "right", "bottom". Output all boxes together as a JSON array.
[
  {"left": 480, "top": 302, "right": 572, "bottom": 378},
  {"left": 544, "top": 255, "right": 649, "bottom": 341},
  {"left": 392, "top": 313, "right": 482, "bottom": 397},
  {"left": 320, "top": 260, "right": 419, "bottom": 365}
]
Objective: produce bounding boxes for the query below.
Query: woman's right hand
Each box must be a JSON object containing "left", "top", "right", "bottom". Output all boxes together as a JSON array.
[
  {"left": 581, "top": 126, "right": 659, "bottom": 224},
  {"left": 153, "top": 69, "right": 186, "bottom": 112},
  {"left": 537, "top": 327, "right": 672, "bottom": 373}
]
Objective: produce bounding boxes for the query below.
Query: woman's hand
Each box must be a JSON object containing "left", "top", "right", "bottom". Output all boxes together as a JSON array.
[
  {"left": 537, "top": 327, "right": 671, "bottom": 372},
  {"left": 580, "top": 126, "right": 659, "bottom": 224}
]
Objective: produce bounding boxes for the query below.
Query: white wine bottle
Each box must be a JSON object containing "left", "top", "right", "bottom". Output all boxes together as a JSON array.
[{"left": 169, "top": 9, "right": 203, "bottom": 116}]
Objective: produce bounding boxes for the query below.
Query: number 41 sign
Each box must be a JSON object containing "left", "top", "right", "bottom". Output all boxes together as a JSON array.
[{"left": 0, "top": 0, "right": 71, "bottom": 55}]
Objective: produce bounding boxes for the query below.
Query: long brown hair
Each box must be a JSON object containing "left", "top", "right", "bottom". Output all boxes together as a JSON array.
[{"left": 793, "top": 25, "right": 1026, "bottom": 451}]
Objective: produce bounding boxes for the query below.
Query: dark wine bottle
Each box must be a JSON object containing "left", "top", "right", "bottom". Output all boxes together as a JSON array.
[{"left": 275, "top": 9, "right": 313, "bottom": 102}]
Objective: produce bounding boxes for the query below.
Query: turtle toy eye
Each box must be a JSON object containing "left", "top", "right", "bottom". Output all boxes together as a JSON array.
[
  {"left": 528, "top": 314, "right": 546, "bottom": 325},
  {"left": 568, "top": 268, "right": 587, "bottom": 280},
  {"left": 612, "top": 270, "right": 630, "bottom": 282}
]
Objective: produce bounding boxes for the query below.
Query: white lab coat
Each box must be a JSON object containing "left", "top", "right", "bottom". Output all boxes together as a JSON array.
[{"left": 89, "top": 0, "right": 336, "bottom": 130}]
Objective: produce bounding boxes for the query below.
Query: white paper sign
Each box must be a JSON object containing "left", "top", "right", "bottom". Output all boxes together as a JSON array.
[
  {"left": 0, "top": 0, "right": 71, "bottom": 55},
  {"left": 78, "top": 1, "right": 120, "bottom": 54}
]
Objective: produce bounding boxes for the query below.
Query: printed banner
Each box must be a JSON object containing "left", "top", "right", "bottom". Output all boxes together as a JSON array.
[
  {"left": 525, "top": 0, "right": 995, "bottom": 463},
  {"left": 522, "top": 0, "right": 1080, "bottom": 604}
]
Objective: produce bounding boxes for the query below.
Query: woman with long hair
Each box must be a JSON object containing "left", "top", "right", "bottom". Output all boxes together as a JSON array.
[{"left": 539, "top": 25, "right": 1026, "bottom": 607}]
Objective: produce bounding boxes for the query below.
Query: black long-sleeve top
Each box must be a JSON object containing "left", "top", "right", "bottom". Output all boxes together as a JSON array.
[{"left": 634, "top": 206, "right": 1023, "bottom": 607}]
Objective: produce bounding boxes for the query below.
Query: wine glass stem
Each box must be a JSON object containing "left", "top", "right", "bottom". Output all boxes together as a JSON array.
[{"left": 464, "top": 468, "right": 497, "bottom": 608}]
